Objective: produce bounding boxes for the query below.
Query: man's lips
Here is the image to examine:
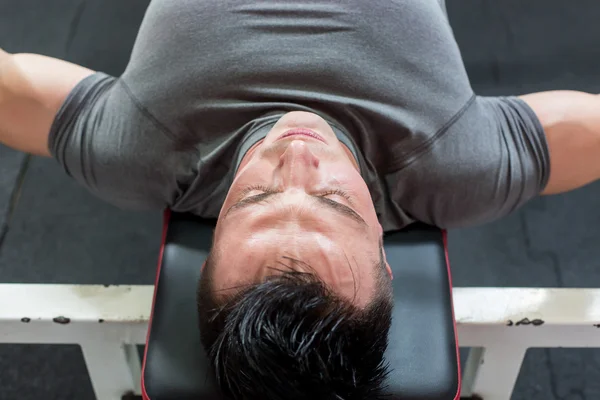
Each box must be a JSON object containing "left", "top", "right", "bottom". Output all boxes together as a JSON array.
[{"left": 277, "top": 128, "right": 327, "bottom": 143}]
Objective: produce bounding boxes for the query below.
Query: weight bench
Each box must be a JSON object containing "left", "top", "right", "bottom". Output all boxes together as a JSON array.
[{"left": 142, "top": 210, "right": 461, "bottom": 399}]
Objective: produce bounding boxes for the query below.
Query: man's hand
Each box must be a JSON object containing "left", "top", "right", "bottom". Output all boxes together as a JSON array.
[{"left": 0, "top": 50, "right": 94, "bottom": 156}]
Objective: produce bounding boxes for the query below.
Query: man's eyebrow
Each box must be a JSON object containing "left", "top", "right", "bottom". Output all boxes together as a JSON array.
[
  {"left": 224, "top": 192, "right": 367, "bottom": 227},
  {"left": 225, "top": 192, "right": 278, "bottom": 218}
]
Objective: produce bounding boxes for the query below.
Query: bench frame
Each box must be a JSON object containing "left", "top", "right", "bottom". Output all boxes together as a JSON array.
[{"left": 1, "top": 284, "right": 599, "bottom": 400}]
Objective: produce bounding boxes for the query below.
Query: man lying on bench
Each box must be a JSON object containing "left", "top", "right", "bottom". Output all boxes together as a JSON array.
[{"left": 2, "top": 0, "right": 600, "bottom": 399}]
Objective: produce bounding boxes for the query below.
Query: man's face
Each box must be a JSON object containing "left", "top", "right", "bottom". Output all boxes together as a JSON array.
[{"left": 212, "top": 111, "right": 391, "bottom": 306}]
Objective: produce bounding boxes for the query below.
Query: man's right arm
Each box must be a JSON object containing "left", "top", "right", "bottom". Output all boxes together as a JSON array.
[
  {"left": 520, "top": 90, "right": 600, "bottom": 195},
  {"left": 0, "top": 49, "right": 93, "bottom": 156},
  {"left": 390, "top": 96, "right": 550, "bottom": 229}
]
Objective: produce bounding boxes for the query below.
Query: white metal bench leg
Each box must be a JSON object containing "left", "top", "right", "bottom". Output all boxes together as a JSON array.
[
  {"left": 124, "top": 343, "right": 143, "bottom": 394},
  {"left": 460, "top": 347, "right": 484, "bottom": 398},
  {"left": 466, "top": 345, "right": 527, "bottom": 400},
  {"left": 81, "top": 340, "right": 141, "bottom": 400}
]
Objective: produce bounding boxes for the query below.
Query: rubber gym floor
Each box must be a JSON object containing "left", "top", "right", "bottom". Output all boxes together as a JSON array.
[{"left": 1, "top": 1, "right": 600, "bottom": 399}]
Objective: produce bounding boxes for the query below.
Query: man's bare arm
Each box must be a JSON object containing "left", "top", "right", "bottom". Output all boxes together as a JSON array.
[
  {"left": 0, "top": 49, "right": 94, "bottom": 156},
  {"left": 520, "top": 90, "right": 600, "bottom": 195}
]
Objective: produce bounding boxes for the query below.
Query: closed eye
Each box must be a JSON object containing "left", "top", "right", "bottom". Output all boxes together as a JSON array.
[
  {"left": 226, "top": 186, "right": 365, "bottom": 226},
  {"left": 241, "top": 185, "right": 353, "bottom": 204}
]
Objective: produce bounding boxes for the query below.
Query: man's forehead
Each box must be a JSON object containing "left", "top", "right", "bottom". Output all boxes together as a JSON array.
[
  {"left": 236, "top": 226, "right": 342, "bottom": 256},
  {"left": 212, "top": 227, "right": 379, "bottom": 306},
  {"left": 215, "top": 196, "right": 377, "bottom": 269}
]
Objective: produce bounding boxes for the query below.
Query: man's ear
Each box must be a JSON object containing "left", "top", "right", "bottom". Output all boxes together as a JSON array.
[
  {"left": 201, "top": 260, "right": 207, "bottom": 272},
  {"left": 379, "top": 225, "right": 393, "bottom": 279},
  {"left": 384, "top": 255, "right": 393, "bottom": 280}
]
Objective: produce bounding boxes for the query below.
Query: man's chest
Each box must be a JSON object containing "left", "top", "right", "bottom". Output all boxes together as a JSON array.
[{"left": 123, "top": 0, "right": 468, "bottom": 171}]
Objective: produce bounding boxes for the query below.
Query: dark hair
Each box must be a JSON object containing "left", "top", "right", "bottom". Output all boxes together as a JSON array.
[{"left": 197, "top": 244, "right": 393, "bottom": 400}]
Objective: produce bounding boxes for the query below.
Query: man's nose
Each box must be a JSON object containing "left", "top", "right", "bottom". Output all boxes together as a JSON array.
[{"left": 278, "top": 140, "right": 320, "bottom": 188}]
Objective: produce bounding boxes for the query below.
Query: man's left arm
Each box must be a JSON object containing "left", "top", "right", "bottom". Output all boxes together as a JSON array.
[
  {"left": 0, "top": 50, "right": 94, "bottom": 155},
  {"left": 520, "top": 90, "right": 600, "bottom": 195},
  {"left": 0, "top": 49, "right": 195, "bottom": 212}
]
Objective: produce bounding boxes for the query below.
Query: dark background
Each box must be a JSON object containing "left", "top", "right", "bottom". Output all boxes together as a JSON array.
[{"left": 1, "top": 1, "right": 600, "bottom": 399}]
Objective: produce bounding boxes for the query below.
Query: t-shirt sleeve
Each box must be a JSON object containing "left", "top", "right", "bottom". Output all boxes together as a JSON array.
[
  {"left": 48, "top": 72, "right": 197, "bottom": 210},
  {"left": 388, "top": 95, "right": 551, "bottom": 229}
]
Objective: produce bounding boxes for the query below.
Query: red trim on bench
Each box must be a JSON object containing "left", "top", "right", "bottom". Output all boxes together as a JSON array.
[
  {"left": 141, "top": 209, "right": 171, "bottom": 400},
  {"left": 443, "top": 230, "right": 462, "bottom": 400}
]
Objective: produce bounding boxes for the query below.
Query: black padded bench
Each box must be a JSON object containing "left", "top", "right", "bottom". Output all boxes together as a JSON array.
[{"left": 142, "top": 211, "right": 461, "bottom": 399}]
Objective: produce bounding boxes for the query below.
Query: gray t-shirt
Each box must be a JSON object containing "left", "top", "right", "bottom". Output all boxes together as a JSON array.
[{"left": 49, "top": 0, "right": 549, "bottom": 231}]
